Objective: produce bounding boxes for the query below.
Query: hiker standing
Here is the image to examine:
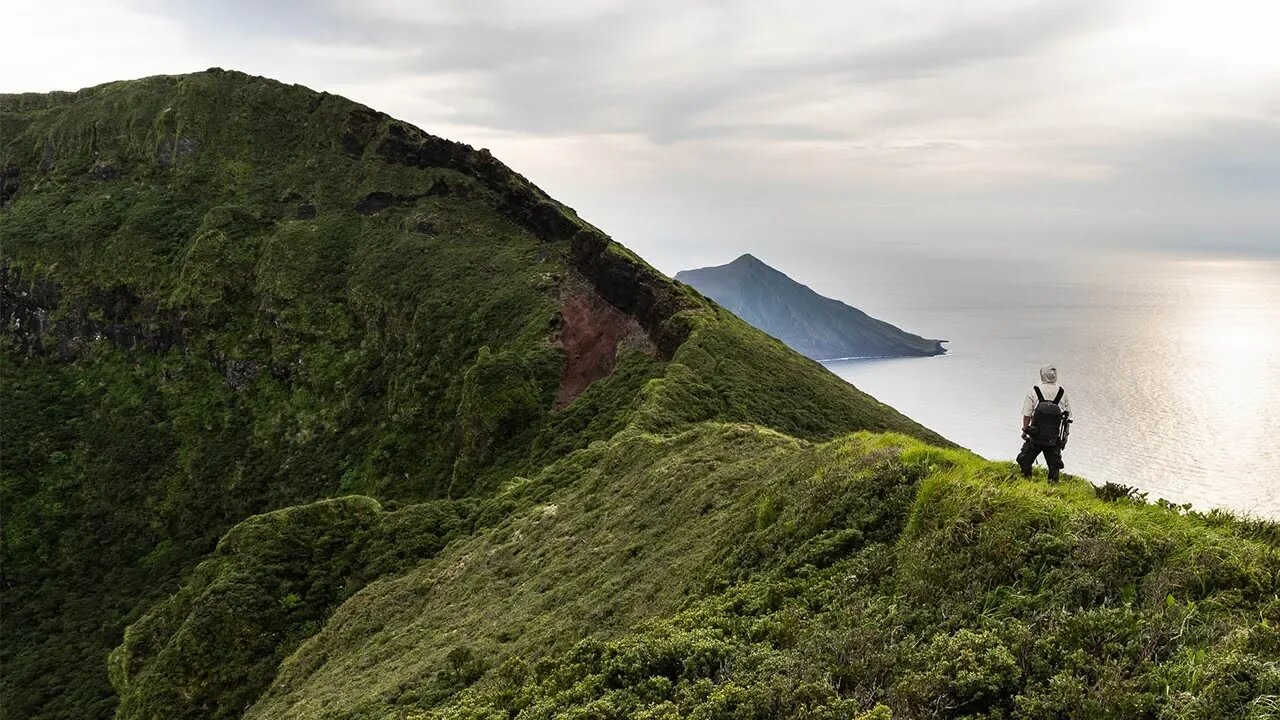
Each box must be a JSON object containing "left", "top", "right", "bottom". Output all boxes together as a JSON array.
[{"left": 1017, "top": 364, "right": 1072, "bottom": 482}]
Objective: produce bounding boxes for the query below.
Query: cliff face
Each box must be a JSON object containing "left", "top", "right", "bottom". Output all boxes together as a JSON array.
[
  {"left": 0, "top": 70, "right": 941, "bottom": 720},
  {"left": 676, "top": 253, "right": 945, "bottom": 360}
]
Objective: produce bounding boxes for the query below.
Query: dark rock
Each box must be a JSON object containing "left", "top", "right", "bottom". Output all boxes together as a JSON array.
[
  {"left": 221, "top": 358, "right": 262, "bottom": 390},
  {"left": 0, "top": 166, "right": 18, "bottom": 209},
  {"left": 340, "top": 108, "right": 383, "bottom": 158},
  {"left": 1, "top": 264, "right": 186, "bottom": 359},
  {"left": 296, "top": 202, "right": 317, "bottom": 220},
  {"left": 569, "top": 229, "right": 696, "bottom": 358},
  {"left": 413, "top": 221, "right": 437, "bottom": 235},
  {"left": 376, "top": 122, "right": 464, "bottom": 169},
  {"left": 91, "top": 162, "right": 120, "bottom": 181},
  {"left": 355, "top": 183, "right": 452, "bottom": 216},
  {"left": 355, "top": 191, "right": 398, "bottom": 215},
  {"left": 156, "top": 136, "right": 200, "bottom": 167},
  {"left": 375, "top": 122, "right": 581, "bottom": 244},
  {"left": 370, "top": 120, "right": 696, "bottom": 354},
  {"left": 39, "top": 143, "right": 55, "bottom": 172}
]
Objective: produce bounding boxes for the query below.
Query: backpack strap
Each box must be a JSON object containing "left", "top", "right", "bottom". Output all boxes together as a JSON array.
[
  {"left": 1053, "top": 387, "right": 1064, "bottom": 404},
  {"left": 1033, "top": 386, "right": 1045, "bottom": 402}
]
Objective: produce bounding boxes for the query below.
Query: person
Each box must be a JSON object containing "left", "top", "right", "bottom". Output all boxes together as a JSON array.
[{"left": 1017, "top": 364, "right": 1072, "bottom": 481}]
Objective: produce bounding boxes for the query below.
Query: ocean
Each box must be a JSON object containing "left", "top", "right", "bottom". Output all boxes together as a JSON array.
[{"left": 818, "top": 252, "right": 1280, "bottom": 518}]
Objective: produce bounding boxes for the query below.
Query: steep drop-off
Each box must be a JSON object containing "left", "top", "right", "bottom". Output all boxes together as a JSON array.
[
  {"left": 676, "top": 254, "right": 945, "bottom": 360},
  {"left": 0, "top": 70, "right": 939, "bottom": 720}
]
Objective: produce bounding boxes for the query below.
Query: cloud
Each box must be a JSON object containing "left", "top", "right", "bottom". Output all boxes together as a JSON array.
[
  {"left": 4, "top": 0, "right": 1278, "bottom": 269},
  {"left": 116, "top": 0, "right": 1110, "bottom": 142},
  {"left": 1, "top": 0, "right": 208, "bottom": 93}
]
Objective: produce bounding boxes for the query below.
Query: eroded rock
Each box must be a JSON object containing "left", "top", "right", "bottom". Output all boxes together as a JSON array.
[
  {"left": 340, "top": 107, "right": 384, "bottom": 158},
  {"left": 156, "top": 136, "right": 199, "bottom": 167},
  {"left": 354, "top": 181, "right": 451, "bottom": 215},
  {"left": 1, "top": 265, "right": 186, "bottom": 358},
  {"left": 569, "top": 229, "right": 695, "bottom": 358},
  {"left": 0, "top": 166, "right": 18, "bottom": 208},
  {"left": 554, "top": 278, "right": 655, "bottom": 408},
  {"left": 39, "top": 143, "right": 55, "bottom": 172}
]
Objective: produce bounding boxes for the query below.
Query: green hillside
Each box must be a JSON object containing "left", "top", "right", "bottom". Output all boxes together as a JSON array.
[
  {"left": 1, "top": 71, "right": 1276, "bottom": 720},
  {"left": 0, "top": 70, "right": 939, "bottom": 720}
]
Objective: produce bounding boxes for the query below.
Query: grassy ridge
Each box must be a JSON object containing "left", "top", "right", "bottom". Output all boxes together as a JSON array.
[
  {"left": 341, "top": 439, "right": 1280, "bottom": 719},
  {"left": 132, "top": 427, "right": 1279, "bottom": 719}
]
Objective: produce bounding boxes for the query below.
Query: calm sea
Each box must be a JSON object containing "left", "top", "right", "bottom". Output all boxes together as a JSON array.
[{"left": 821, "top": 253, "right": 1280, "bottom": 518}]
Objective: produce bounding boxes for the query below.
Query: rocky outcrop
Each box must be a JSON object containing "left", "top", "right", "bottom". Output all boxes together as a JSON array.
[
  {"left": 569, "top": 230, "right": 696, "bottom": 358},
  {"left": 374, "top": 122, "right": 583, "bottom": 245},
  {"left": 0, "top": 166, "right": 19, "bottom": 209},
  {"left": 353, "top": 182, "right": 451, "bottom": 215},
  {"left": 370, "top": 116, "right": 699, "bottom": 357},
  {"left": 155, "top": 136, "right": 199, "bottom": 167},
  {"left": 339, "top": 107, "right": 384, "bottom": 158},
  {"left": 554, "top": 280, "right": 655, "bottom": 408},
  {"left": 0, "top": 265, "right": 185, "bottom": 358}
]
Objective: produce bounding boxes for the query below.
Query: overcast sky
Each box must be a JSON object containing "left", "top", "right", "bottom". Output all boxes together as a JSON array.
[{"left": 5, "top": 0, "right": 1278, "bottom": 280}]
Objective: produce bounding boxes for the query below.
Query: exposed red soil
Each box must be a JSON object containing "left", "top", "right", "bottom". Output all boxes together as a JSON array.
[{"left": 554, "top": 283, "right": 655, "bottom": 409}]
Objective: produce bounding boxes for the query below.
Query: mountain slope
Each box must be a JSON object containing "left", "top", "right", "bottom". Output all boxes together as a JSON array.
[
  {"left": 0, "top": 70, "right": 940, "bottom": 720},
  {"left": 676, "top": 253, "right": 945, "bottom": 360}
]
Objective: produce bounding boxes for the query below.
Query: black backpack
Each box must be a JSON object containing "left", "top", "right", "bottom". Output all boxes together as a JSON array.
[{"left": 1028, "top": 386, "right": 1065, "bottom": 448}]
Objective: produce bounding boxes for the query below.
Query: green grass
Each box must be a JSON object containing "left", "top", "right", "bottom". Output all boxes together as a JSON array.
[
  {"left": 107, "top": 496, "right": 475, "bottom": 720},
  {"left": 633, "top": 309, "right": 948, "bottom": 444},
  {"left": 177, "top": 430, "right": 1274, "bottom": 720},
  {"left": 432, "top": 438, "right": 1278, "bottom": 720}
]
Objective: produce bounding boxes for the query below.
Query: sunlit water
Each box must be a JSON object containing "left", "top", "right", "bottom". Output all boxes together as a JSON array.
[{"left": 823, "top": 254, "right": 1280, "bottom": 518}]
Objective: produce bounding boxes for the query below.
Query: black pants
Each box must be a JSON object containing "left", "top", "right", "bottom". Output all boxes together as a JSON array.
[{"left": 1017, "top": 440, "right": 1063, "bottom": 481}]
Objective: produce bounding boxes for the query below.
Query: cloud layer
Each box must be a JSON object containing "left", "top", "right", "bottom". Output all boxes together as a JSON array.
[{"left": 5, "top": 0, "right": 1278, "bottom": 273}]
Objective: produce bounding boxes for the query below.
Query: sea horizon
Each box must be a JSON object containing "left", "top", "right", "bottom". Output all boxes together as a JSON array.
[{"left": 823, "top": 251, "right": 1280, "bottom": 519}]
